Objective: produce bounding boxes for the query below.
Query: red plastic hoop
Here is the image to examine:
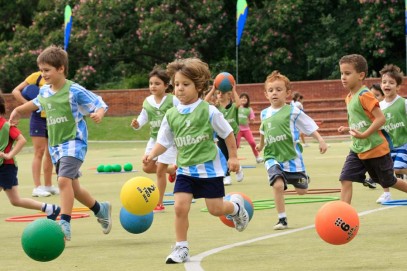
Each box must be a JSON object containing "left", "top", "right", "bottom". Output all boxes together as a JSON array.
[{"left": 5, "top": 212, "right": 90, "bottom": 222}]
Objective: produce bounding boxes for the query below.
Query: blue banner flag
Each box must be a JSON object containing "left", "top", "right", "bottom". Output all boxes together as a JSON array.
[
  {"left": 64, "top": 5, "right": 73, "bottom": 51},
  {"left": 236, "top": 0, "right": 248, "bottom": 46}
]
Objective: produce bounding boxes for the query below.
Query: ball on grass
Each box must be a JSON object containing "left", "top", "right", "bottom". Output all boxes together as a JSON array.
[
  {"left": 120, "top": 176, "right": 160, "bottom": 215},
  {"left": 219, "top": 192, "right": 254, "bottom": 228},
  {"left": 315, "top": 201, "right": 359, "bottom": 245},
  {"left": 97, "top": 164, "right": 105, "bottom": 172},
  {"left": 214, "top": 72, "right": 235, "bottom": 93},
  {"left": 119, "top": 207, "right": 154, "bottom": 234},
  {"left": 113, "top": 164, "right": 122, "bottom": 172},
  {"left": 21, "top": 219, "right": 65, "bottom": 262},
  {"left": 123, "top": 163, "right": 133, "bottom": 172},
  {"left": 104, "top": 164, "right": 113, "bottom": 172}
]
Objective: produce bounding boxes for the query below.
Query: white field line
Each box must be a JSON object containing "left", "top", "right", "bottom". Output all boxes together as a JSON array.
[{"left": 184, "top": 205, "right": 398, "bottom": 271}]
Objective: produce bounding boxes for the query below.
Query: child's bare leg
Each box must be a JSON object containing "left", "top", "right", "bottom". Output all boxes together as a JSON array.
[
  {"left": 156, "top": 163, "right": 168, "bottom": 205},
  {"left": 143, "top": 159, "right": 157, "bottom": 174},
  {"left": 59, "top": 176, "right": 75, "bottom": 215},
  {"left": 205, "top": 198, "right": 234, "bottom": 216},
  {"left": 391, "top": 178, "right": 407, "bottom": 192},
  {"left": 273, "top": 178, "right": 285, "bottom": 214},
  {"left": 5, "top": 186, "right": 43, "bottom": 210},
  {"left": 340, "top": 180, "right": 353, "bottom": 204},
  {"left": 173, "top": 192, "right": 192, "bottom": 242},
  {"left": 295, "top": 188, "right": 307, "bottom": 196},
  {"left": 72, "top": 178, "right": 96, "bottom": 207}
]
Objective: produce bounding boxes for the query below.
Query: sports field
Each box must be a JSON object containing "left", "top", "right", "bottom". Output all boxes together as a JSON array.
[{"left": 1, "top": 140, "right": 406, "bottom": 271}]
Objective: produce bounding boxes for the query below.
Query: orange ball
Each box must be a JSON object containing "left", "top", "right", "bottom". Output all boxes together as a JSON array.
[
  {"left": 220, "top": 192, "right": 254, "bottom": 227},
  {"left": 315, "top": 201, "right": 359, "bottom": 245},
  {"left": 214, "top": 72, "right": 235, "bottom": 93}
]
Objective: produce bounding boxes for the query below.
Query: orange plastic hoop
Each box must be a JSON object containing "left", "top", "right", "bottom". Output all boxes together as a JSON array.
[{"left": 5, "top": 212, "right": 90, "bottom": 222}]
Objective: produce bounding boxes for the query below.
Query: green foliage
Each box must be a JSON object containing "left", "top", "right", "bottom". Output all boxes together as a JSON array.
[{"left": 0, "top": 0, "right": 405, "bottom": 92}]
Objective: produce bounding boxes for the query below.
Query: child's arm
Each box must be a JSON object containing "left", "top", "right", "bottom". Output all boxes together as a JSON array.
[
  {"left": 232, "top": 84, "right": 241, "bottom": 107},
  {"left": 256, "top": 134, "right": 265, "bottom": 152},
  {"left": 9, "top": 101, "right": 39, "bottom": 126},
  {"left": 309, "top": 131, "right": 328, "bottom": 154},
  {"left": 12, "top": 81, "right": 29, "bottom": 104},
  {"left": 338, "top": 126, "right": 350, "bottom": 133},
  {"left": 131, "top": 109, "right": 148, "bottom": 130},
  {"left": 204, "top": 85, "right": 216, "bottom": 102},
  {"left": 89, "top": 107, "right": 105, "bottom": 124},
  {"left": 0, "top": 134, "right": 26, "bottom": 160},
  {"left": 224, "top": 132, "right": 240, "bottom": 172},
  {"left": 143, "top": 143, "right": 167, "bottom": 164},
  {"left": 349, "top": 107, "right": 385, "bottom": 139}
]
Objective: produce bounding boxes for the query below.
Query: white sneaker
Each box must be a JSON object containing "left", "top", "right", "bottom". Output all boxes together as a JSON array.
[
  {"left": 256, "top": 157, "right": 264, "bottom": 163},
  {"left": 376, "top": 193, "right": 391, "bottom": 204},
  {"left": 165, "top": 246, "right": 190, "bottom": 264},
  {"left": 32, "top": 187, "right": 51, "bottom": 197},
  {"left": 42, "top": 185, "right": 60, "bottom": 195},
  {"left": 229, "top": 194, "right": 249, "bottom": 232},
  {"left": 236, "top": 167, "right": 244, "bottom": 182},
  {"left": 223, "top": 176, "right": 232, "bottom": 186}
]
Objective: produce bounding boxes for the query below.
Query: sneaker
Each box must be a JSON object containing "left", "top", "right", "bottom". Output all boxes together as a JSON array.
[
  {"left": 59, "top": 220, "right": 71, "bottom": 241},
  {"left": 32, "top": 187, "right": 51, "bottom": 197},
  {"left": 153, "top": 204, "right": 165, "bottom": 213},
  {"left": 165, "top": 246, "right": 190, "bottom": 264},
  {"left": 168, "top": 169, "right": 177, "bottom": 184},
  {"left": 229, "top": 194, "right": 249, "bottom": 232},
  {"left": 363, "top": 178, "right": 377, "bottom": 189},
  {"left": 47, "top": 205, "right": 61, "bottom": 220},
  {"left": 236, "top": 167, "right": 244, "bottom": 182},
  {"left": 274, "top": 217, "right": 288, "bottom": 230},
  {"left": 223, "top": 176, "right": 232, "bottom": 186},
  {"left": 303, "top": 143, "right": 309, "bottom": 147},
  {"left": 42, "top": 185, "right": 60, "bottom": 195},
  {"left": 376, "top": 193, "right": 391, "bottom": 204},
  {"left": 255, "top": 157, "right": 264, "bottom": 163},
  {"left": 96, "top": 202, "right": 112, "bottom": 234}
]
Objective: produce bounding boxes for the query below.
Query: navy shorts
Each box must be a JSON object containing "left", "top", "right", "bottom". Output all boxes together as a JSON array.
[
  {"left": 30, "top": 112, "right": 47, "bottom": 137},
  {"left": 339, "top": 151, "right": 397, "bottom": 188},
  {"left": 173, "top": 174, "right": 225, "bottom": 199},
  {"left": 0, "top": 164, "right": 18, "bottom": 190},
  {"left": 267, "top": 164, "right": 309, "bottom": 190}
]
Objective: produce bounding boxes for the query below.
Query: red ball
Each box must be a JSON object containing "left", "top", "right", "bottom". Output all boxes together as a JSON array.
[
  {"left": 315, "top": 201, "right": 359, "bottom": 245},
  {"left": 214, "top": 72, "right": 235, "bottom": 93},
  {"left": 220, "top": 192, "right": 254, "bottom": 228}
]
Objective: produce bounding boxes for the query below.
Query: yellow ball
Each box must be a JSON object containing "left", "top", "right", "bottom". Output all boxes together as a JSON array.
[{"left": 120, "top": 177, "right": 159, "bottom": 215}]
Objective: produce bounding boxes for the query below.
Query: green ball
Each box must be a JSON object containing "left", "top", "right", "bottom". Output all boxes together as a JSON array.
[
  {"left": 104, "top": 164, "right": 113, "bottom": 172},
  {"left": 21, "top": 219, "right": 65, "bottom": 262},
  {"left": 123, "top": 163, "right": 133, "bottom": 172},
  {"left": 113, "top": 164, "right": 122, "bottom": 172},
  {"left": 97, "top": 164, "right": 105, "bottom": 172}
]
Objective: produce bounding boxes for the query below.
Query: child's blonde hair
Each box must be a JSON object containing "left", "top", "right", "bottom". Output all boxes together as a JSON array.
[
  {"left": 37, "top": 45, "right": 69, "bottom": 76},
  {"left": 166, "top": 58, "right": 211, "bottom": 96},
  {"left": 265, "top": 70, "right": 291, "bottom": 91}
]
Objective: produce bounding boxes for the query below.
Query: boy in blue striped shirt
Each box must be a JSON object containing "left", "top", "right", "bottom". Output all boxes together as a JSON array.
[{"left": 9, "top": 45, "right": 111, "bottom": 241}]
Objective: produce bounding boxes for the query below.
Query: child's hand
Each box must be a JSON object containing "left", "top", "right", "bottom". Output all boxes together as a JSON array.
[
  {"left": 0, "top": 151, "right": 11, "bottom": 160},
  {"left": 319, "top": 141, "right": 328, "bottom": 154},
  {"left": 131, "top": 119, "right": 139, "bottom": 129},
  {"left": 338, "top": 126, "right": 349, "bottom": 133},
  {"left": 256, "top": 144, "right": 263, "bottom": 152},
  {"left": 90, "top": 111, "right": 104, "bottom": 124},
  {"left": 9, "top": 109, "right": 20, "bottom": 126},
  {"left": 142, "top": 154, "right": 153, "bottom": 164},
  {"left": 227, "top": 157, "right": 240, "bottom": 172},
  {"left": 349, "top": 129, "right": 365, "bottom": 138}
]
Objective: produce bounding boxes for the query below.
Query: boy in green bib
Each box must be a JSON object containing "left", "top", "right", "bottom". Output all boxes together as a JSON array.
[
  {"left": 337, "top": 54, "right": 407, "bottom": 204},
  {"left": 9, "top": 45, "right": 111, "bottom": 241}
]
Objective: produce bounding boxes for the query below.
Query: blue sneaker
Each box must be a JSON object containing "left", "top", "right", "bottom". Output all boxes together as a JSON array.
[
  {"left": 47, "top": 205, "right": 61, "bottom": 220},
  {"left": 96, "top": 202, "right": 112, "bottom": 234},
  {"left": 59, "top": 220, "right": 71, "bottom": 241}
]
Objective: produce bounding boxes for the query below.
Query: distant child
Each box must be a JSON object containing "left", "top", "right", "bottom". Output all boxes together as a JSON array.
[
  {"left": 290, "top": 92, "right": 308, "bottom": 147},
  {"left": 144, "top": 58, "right": 250, "bottom": 264},
  {"left": 204, "top": 81, "right": 244, "bottom": 185},
  {"left": 256, "top": 71, "right": 327, "bottom": 230},
  {"left": 131, "top": 67, "right": 178, "bottom": 212},
  {"left": 362, "top": 83, "right": 385, "bottom": 190},
  {"left": 237, "top": 92, "right": 263, "bottom": 163},
  {"left": 9, "top": 45, "right": 111, "bottom": 241},
  {"left": 337, "top": 54, "right": 407, "bottom": 204},
  {"left": 375, "top": 64, "right": 407, "bottom": 203},
  {"left": 0, "top": 94, "right": 60, "bottom": 220}
]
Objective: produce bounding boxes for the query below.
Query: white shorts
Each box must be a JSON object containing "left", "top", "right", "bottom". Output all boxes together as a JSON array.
[{"left": 145, "top": 138, "right": 177, "bottom": 165}]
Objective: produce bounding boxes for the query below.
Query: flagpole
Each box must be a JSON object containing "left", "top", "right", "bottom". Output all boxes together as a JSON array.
[{"left": 236, "top": 34, "right": 239, "bottom": 84}]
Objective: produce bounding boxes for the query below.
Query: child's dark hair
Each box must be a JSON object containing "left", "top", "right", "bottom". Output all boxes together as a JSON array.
[
  {"left": 339, "top": 54, "right": 368, "bottom": 79},
  {"left": 292, "top": 91, "right": 303, "bottom": 102},
  {"left": 37, "top": 45, "right": 69, "bottom": 76},
  {"left": 149, "top": 66, "right": 173, "bottom": 93},
  {"left": 239, "top": 92, "right": 250, "bottom": 108},
  {"left": 379, "top": 64, "right": 403, "bottom": 86},
  {"left": 0, "top": 94, "right": 5, "bottom": 115},
  {"left": 370, "top": 83, "right": 384, "bottom": 96}
]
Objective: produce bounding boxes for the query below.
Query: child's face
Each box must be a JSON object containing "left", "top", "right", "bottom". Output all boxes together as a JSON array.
[
  {"left": 173, "top": 72, "right": 199, "bottom": 105},
  {"left": 149, "top": 76, "right": 167, "bottom": 97},
  {"left": 38, "top": 63, "right": 65, "bottom": 86},
  {"left": 381, "top": 73, "right": 400, "bottom": 99},
  {"left": 370, "top": 88, "right": 384, "bottom": 102},
  {"left": 239, "top": 96, "right": 248, "bottom": 106},
  {"left": 216, "top": 91, "right": 231, "bottom": 103},
  {"left": 264, "top": 79, "right": 290, "bottom": 108},
  {"left": 340, "top": 63, "right": 365, "bottom": 92}
]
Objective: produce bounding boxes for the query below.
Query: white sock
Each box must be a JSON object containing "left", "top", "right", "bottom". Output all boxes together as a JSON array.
[
  {"left": 42, "top": 203, "right": 55, "bottom": 215},
  {"left": 176, "top": 241, "right": 189, "bottom": 248},
  {"left": 230, "top": 202, "right": 240, "bottom": 216},
  {"left": 278, "top": 212, "right": 286, "bottom": 219}
]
